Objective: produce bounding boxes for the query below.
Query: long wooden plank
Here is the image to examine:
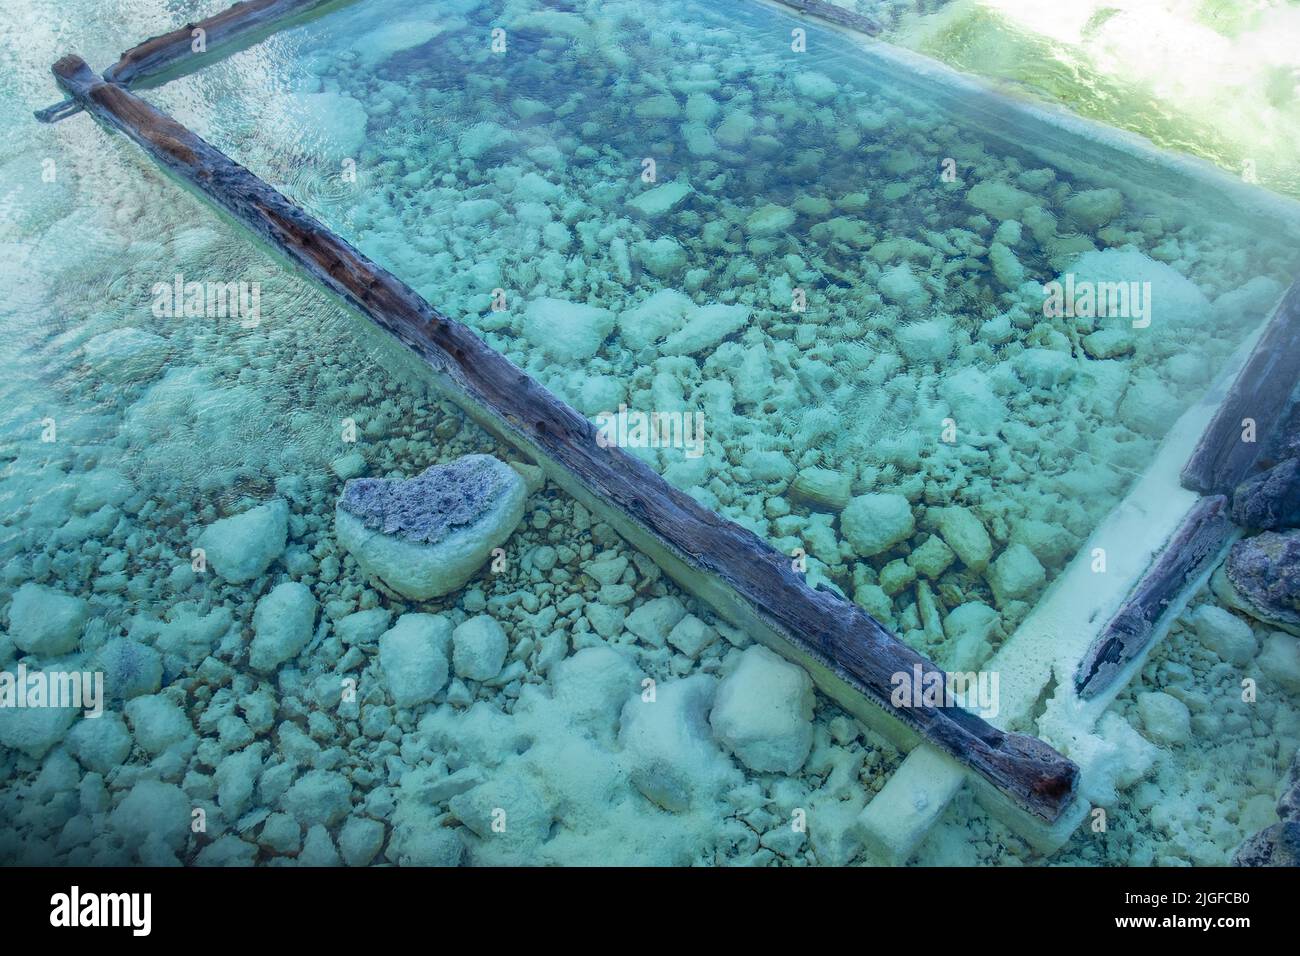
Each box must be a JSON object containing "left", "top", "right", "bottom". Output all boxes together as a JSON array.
[
  {"left": 1182, "top": 281, "right": 1300, "bottom": 494},
  {"left": 50, "top": 53, "right": 1078, "bottom": 823},
  {"left": 1074, "top": 495, "right": 1237, "bottom": 698},
  {"left": 771, "top": 0, "right": 884, "bottom": 37},
  {"left": 104, "top": 0, "right": 348, "bottom": 86},
  {"left": 35, "top": 0, "right": 349, "bottom": 123}
]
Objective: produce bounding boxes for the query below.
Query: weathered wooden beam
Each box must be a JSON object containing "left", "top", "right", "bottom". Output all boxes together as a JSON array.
[
  {"left": 104, "top": 0, "right": 349, "bottom": 87},
  {"left": 1075, "top": 495, "right": 1238, "bottom": 698},
  {"left": 1182, "top": 281, "right": 1300, "bottom": 495},
  {"left": 35, "top": 0, "right": 349, "bottom": 123},
  {"left": 770, "top": 0, "right": 885, "bottom": 37},
  {"left": 50, "top": 54, "right": 1078, "bottom": 823}
]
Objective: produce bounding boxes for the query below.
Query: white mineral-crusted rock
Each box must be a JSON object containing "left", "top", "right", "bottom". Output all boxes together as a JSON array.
[
  {"left": 299, "top": 824, "right": 343, "bottom": 867},
  {"left": 8, "top": 582, "right": 87, "bottom": 656},
  {"left": 379, "top": 613, "right": 451, "bottom": 707},
  {"left": 335, "top": 455, "right": 526, "bottom": 600},
  {"left": 123, "top": 693, "right": 192, "bottom": 756},
  {"left": 966, "top": 181, "right": 1037, "bottom": 221},
  {"left": 338, "top": 816, "right": 386, "bottom": 866},
  {"left": 451, "top": 614, "right": 508, "bottom": 682},
  {"left": 1259, "top": 633, "right": 1300, "bottom": 692},
  {"left": 667, "top": 614, "right": 717, "bottom": 658},
  {"left": 448, "top": 774, "right": 554, "bottom": 864},
  {"left": 1136, "top": 691, "right": 1191, "bottom": 746},
  {"left": 1063, "top": 188, "right": 1124, "bottom": 231},
  {"left": 986, "top": 544, "right": 1046, "bottom": 606},
  {"left": 841, "top": 493, "right": 915, "bottom": 558},
  {"left": 551, "top": 645, "right": 641, "bottom": 739},
  {"left": 65, "top": 712, "right": 132, "bottom": 774},
  {"left": 627, "top": 181, "right": 692, "bottom": 219},
  {"left": 282, "top": 769, "right": 353, "bottom": 827},
  {"left": 791, "top": 71, "right": 838, "bottom": 103},
  {"left": 456, "top": 121, "right": 514, "bottom": 161},
  {"left": 877, "top": 264, "right": 930, "bottom": 313},
  {"left": 935, "top": 506, "right": 993, "bottom": 572},
  {"left": 625, "top": 596, "right": 686, "bottom": 647},
  {"left": 96, "top": 637, "right": 163, "bottom": 700},
  {"left": 618, "top": 289, "right": 697, "bottom": 351},
  {"left": 744, "top": 203, "right": 796, "bottom": 237},
  {"left": 618, "top": 674, "right": 738, "bottom": 812},
  {"left": 633, "top": 236, "right": 688, "bottom": 279},
  {"left": 249, "top": 582, "right": 317, "bottom": 673},
  {"left": 522, "top": 297, "right": 616, "bottom": 362},
  {"left": 196, "top": 498, "right": 288, "bottom": 584},
  {"left": 0, "top": 704, "right": 78, "bottom": 759},
  {"left": 710, "top": 645, "right": 815, "bottom": 774},
  {"left": 939, "top": 602, "right": 999, "bottom": 672},
  {"left": 83, "top": 327, "right": 169, "bottom": 384},
  {"left": 1191, "top": 605, "right": 1257, "bottom": 665},
  {"left": 357, "top": 17, "right": 450, "bottom": 68},
  {"left": 658, "top": 303, "right": 750, "bottom": 356},
  {"left": 110, "top": 780, "right": 191, "bottom": 853}
]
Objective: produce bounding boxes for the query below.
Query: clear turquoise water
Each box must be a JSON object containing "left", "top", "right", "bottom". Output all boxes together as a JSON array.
[{"left": 0, "top": 0, "right": 1297, "bottom": 867}]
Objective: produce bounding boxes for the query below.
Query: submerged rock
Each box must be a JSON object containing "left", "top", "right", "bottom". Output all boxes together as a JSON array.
[
  {"left": 522, "top": 297, "right": 616, "bottom": 362},
  {"left": 451, "top": 614, "right": 507, "bottom": 682},
  {"left": 618, "top": 674, "right": 737, "bottom": 812},
  {"left": 986, "top": 544, "right": 1046, "bottom": 607},
  {"left": 710, "top": 645, "right": 814, "bottom": 774},
  {"left": 1231, "top": 458, "right": 1300, "bottom": 530},
  {"left": 1233, "top": 822, "right": 1300, "bottom": 867},
  {"left": 841, "top": 493, "right": 914, "bottom": 558},
  {"left": 335, "top": 454, "right": 526, "bottom": 600},
  {"left": 935, "top": 507, "right": 993, "bottom": 572},
  {"left": 196, "top": 499, "right": 288, "bottom": 584},
  {"left": 97, "top": 636, "right": 163, "bottom": 700},
  {"left": 8, "top": 583, "right": 87, "bottom": 656},
  {"left": 249, "top": 582, "right": 317, "bottom": 673},
  {"left": 83, "top": 328, "right": 169, "bottom": 384},
  {"left": 627, "top": 181, "right": 692, "bottom": 219},
  {"left": 379, "top": 613, "right": 451, "bottom": 707},
  {"left": 1217, "top": 530, "right": 1300, "bottom": 636}
]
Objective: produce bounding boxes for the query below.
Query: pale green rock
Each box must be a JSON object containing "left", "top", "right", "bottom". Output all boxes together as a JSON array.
[
  {"left": 627, "top": 181, "right": 692, "bottom": 219},
  {"left": 523, "top": 297, "right": 616, "bottom": 362},
  {"left": 659, "top": 303, "right": 750, "bottom": 356},
  {"left": 379, "top": 613, "right": 451, "bottom": 706},
  {"left": 1064, "top": 188, "right": 1124, "bottom": 231},
  {"left": 8, "top": 583, "right": 87, "bottom": 656},
  {"left": 966, "top": 181, "right": 1037, "bottom": 220},
  {"left": 908, "top": 535, "right": 956, "bottom": 579},
  {"left": 986, "top": 544, "right": 1046, "bottom": 606},
  {"left": 841, "top": 493, "right": 915, "bottom": 558},
  {"left": 936, "top": 507, "right": 993, "bottom": 572},
  {"left": 196, "top": 499, "right": 288, "bottom": 584},
  {"left": 745, "top": 204, "right": 796, "bottom": 237},
  {"left": 634, "top": 237, "right": 688, "bottom": 279},
  {"left": 250, "top": 582, "right": 317, "bottom": 672}
]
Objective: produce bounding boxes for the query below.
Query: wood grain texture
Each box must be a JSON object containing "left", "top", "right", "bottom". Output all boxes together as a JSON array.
[
  {"left": 52, "top": 54, "right": 1078, "bottom": 822},
  {"left": 104, "top": 0, "right": 346, "bottom": 86},
  {"left": 771, "top": 0, "right": 885, "bottom": 37},
  {"left": 37, "top": 0, "right": 347, "bottom": 122},
  {"left": 1182, "top": 282, "right": 1300, "bottom": 495},
  {"left": 1075, "top": 495, "right": 1237, "bottom": 698}
]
